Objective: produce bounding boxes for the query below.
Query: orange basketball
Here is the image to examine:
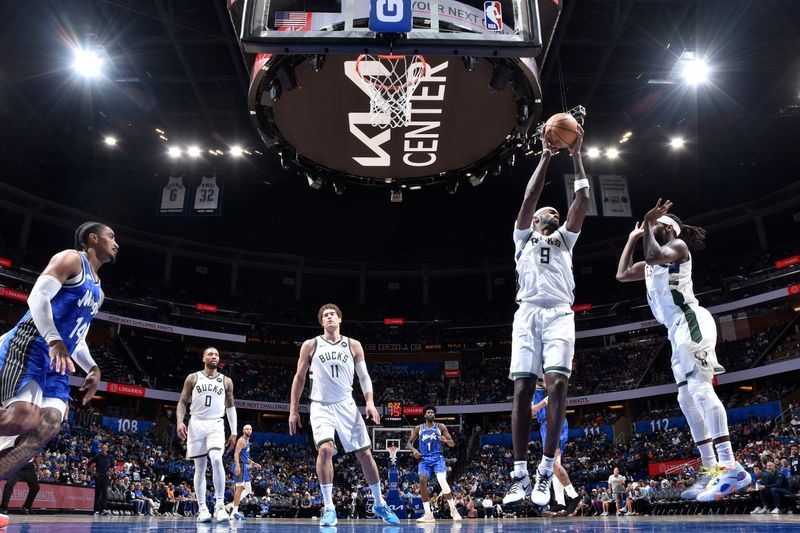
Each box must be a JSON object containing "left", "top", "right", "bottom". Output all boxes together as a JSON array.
[{"left": 543, "top": 113, "right": 580, "bottom": 149}]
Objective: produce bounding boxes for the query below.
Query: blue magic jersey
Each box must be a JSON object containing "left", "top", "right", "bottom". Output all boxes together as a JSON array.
[
  {"left": 0, "top": 252, "right": 101, "bottom": 402},
  {"left": 419, "top": 422, "right": 442, "bottom": 458},
  {"left": 533, "top": 388, "right": 569, "bottom": 448},
  {"left": 231, "top": 438, "right": 251, "bottom": 482}
]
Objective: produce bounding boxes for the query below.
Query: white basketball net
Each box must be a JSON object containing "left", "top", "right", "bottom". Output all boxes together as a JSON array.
[
  {"left": 356, "top": 54, "right": 427, "bottom": 129},
  {"left": 388, "top": 445, "right": 399, "bottom": 463}
]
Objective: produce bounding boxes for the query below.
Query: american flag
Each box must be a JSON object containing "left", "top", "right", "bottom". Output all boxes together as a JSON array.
[{"left": 275, "top": 11, "right": 310, "bottom": 29}]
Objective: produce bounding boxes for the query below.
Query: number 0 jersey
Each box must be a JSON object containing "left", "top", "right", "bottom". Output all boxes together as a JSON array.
[
  {"left": 309, "top": 335, "right": 355, "bottom": 404},
  {"left": 189, "top": 371, "right": 227, "bottom": 419},
  {"left": 513, "top": 224, "right": 580, "bottom": 307}
]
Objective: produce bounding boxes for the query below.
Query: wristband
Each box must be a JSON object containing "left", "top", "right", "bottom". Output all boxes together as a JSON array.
[{"left": 574, "top": 178, "right": 590, "bottom": 192}]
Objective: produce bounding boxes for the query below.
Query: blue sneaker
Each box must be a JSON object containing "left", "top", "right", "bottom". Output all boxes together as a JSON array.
[
  {"left": 373, "top": 504, "right": 399, "bottom": 524},
  {"left": 320, "top": 507, "right": 338, "bottom": 527},
  {"left": 231, "top": 512, "right": 246, "bottom": 521},
  {"left": 696, "top": 463, "right": 752, "bottom": 502}
]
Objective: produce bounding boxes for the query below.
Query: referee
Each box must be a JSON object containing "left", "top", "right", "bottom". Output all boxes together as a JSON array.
[
  {"left": 87, "top": 444, "right": 114, "bottom": 516},
  {"left": 0, "top": 456, "right": 40, "bottom": 514}
]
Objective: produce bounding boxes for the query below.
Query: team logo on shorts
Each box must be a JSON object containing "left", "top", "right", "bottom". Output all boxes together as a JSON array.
[{"left": 693, "top": 351, "right": 709, "bottom": 367}]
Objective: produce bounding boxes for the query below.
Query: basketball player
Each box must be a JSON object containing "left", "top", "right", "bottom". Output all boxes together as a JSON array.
[
  {"left": 615, "top": 198, "right": 751, "bottom": 501},
  {"left": 176, "top": 347, "right": 237, "bottom": 522},
  {"left": 288, "top": 304, "right": 399, "bottom": 527},
  {"left": 531, "top": 377, "right": 579, "bottom": 515},
  {"left": 230, "top": 423, "right": 260, "bottom": 520},
  {"left": 0, "top": 222, "right": 115, "bottom": 484},
  {"left": 408, "top": 405, "right": 462, "bottom": 523},
  {"left": 504, "top": 127, "right": 590, "bottom": 507}
]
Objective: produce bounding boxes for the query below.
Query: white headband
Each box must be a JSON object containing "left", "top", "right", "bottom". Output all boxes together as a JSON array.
[
  {"left": 657, "top": 215, "right": 681, "bottom": 236},
  {"left": 534, "top": 206, "right": 558, "bottom": 218}
]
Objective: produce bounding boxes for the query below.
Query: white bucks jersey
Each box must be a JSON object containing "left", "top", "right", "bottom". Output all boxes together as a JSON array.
[
  {"left": 190, "top": 371, "right": 226, "bottom": 419},
  {"left": 645, "top": 255, "right": 700, "bottom": 327},
  {"left": 309, "top": 336, "right": 355, "bottom": 404},
  {"left": 194, "top": 176, "right": 219, "bottom": 211},
  {"left": 513, "top": 225, "right": 580, "bottom": 306}
]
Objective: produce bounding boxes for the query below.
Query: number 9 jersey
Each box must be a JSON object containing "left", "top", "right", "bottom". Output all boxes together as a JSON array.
[
  {"left": 0, "top": 251, "right": 101, "bottom": 404},
  {"left": 513, "top": 224, "right": 579, "bottom": 307}
]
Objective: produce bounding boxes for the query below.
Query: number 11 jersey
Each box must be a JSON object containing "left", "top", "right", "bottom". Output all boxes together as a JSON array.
[{"left": 309, "top": 336, "right": 355, "bottom": 404}]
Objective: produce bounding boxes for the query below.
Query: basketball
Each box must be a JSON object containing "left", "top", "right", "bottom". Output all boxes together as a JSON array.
[{"left": 543, "top": 113, "right": 581, "bottom": 149}]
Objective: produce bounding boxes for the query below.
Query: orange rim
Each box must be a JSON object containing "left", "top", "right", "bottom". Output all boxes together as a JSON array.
[{"left": 355, "top": 54, "right": 428, "bottom": 91}]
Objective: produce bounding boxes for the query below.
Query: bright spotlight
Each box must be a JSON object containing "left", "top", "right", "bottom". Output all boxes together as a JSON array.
[
  {"left": 682, "top": 59, "right": 709, "bottom": 85},
  {"left": 72, "top": 49, "right": 104, "bottom": 78},
  {"left": 670, "top": 137, "right": 686, "bottom": 149},
  {"left": 586, "top": 147, "right": 601, "bottom": 158},
  {"left": 103, "top": 136, "right": 117, "bottom": 146},
  {"left": 187, "top": 146, "right": 201, "bottom": 158},
  {"left": 606, "top": 148, "right": 620, "bottom": 159},
  {"left": 230, "top": 146, "right": 244, "bottom": 157},
  {"left": 167, "top": 146, "right": 182, "bottom": 158}
]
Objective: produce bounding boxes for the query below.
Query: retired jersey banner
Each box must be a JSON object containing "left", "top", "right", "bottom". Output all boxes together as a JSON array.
[
  {"left": 158, "top": 175, "right": 187, "bottom": 215},
  {"left": 192, "top": 174, "right": 224, "bottom": 216},
  {"left": 563, "top": 174, "right": 599, "bottom": 216},
  {"left": 599, "top": 175, "right": 632, "bottom": 217}
]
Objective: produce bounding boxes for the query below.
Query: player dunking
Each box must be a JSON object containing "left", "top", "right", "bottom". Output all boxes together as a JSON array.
[
  {"left": 0, "top": 222, "right": 115, "bottom": 489},
  {"left": 289, "top": 303, "right": 399, "bottom": 527},
  {"left": 176, "top": 347, "right": 237, "bottom": 522},
  {"left": 531, "top": 377, "right": 579, "bottom": 515},
  {"left": 504, "top": 128, "right": 590, "bottom": 507},
  {"left": 616, "top": 199, "right": 751, "bottom": 501},
  {"left": 408, "top": 405, "right": 462, "bottom": 523},
  {"left": 229, "top": 423, "right": 261, "bottom": 520}
]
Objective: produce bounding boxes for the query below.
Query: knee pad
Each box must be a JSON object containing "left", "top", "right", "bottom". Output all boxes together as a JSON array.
[{"left": 435, "top": 472, "right": 451, "bottom": 494}]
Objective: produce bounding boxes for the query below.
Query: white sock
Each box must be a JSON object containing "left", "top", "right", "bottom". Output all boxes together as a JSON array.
[
  {"left": 423, "top": 501, "right": 431, "bottom": 513},
  {"left": 553, "top": 475, "right": 565, "bottom": 505},
  {"left": 321, "top": 483, "right": 334, "bottom": 509},
  {"left": 698, "top": 442, "right": 717, "bottom": 469},
  {"left": 715, "top": 441, "right": 735, "bottom": 468},
  {"left": 565, "top": 484, "right": 578, "bottom": 499},
  {"left": 369, "top": 483, "right": 385, "bottom": 506},
  {"left": 232, "top": 505, "right": 239, "bottom": 514},
  {"left": 513, "top": 460, "right": 528, "bottom": 478},
  {"left": 538, "top": 455, "right": 555, "bottom": 475}
]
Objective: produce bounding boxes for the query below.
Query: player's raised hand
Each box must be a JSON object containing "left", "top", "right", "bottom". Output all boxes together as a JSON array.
[
  {"left": 643, "top": 198, "right": 673, "bottom": 223},
  {"left": 628, "top": 221, "right": 644, "bottom": 241},
  {"left": 569, "top": 124, "right": 584, "bottom": 155},
  {"left": 176, "top": 421, "right": 187, "bottom": 441},
  {"left": 288, "top": 411, "right": 301, "bottom": 435},
  {"left": 48, "top": 340, "right": 75, "bottom": 375},
  {"left": 366, "top": 403, "right": 381, "bottom": 425}
]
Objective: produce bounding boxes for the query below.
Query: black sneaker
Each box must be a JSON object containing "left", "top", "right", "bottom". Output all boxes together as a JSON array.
[
  {"left": 21, "top": 506, "right": 33, "bottom": 515},
  {"left": 100, "top": 510, "right": 109, "bottom": 516}
]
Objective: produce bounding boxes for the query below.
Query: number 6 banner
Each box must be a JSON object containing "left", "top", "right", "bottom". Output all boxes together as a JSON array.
[{"left": 369, "top": 0, "right": 412, "bottom": 33}]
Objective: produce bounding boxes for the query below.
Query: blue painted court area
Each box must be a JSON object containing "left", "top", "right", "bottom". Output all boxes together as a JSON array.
[{"left": 3, "top": 516, "right": 800, "bottom": 533}]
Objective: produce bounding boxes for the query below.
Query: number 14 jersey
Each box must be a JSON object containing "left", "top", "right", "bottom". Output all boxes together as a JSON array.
[
  {"left": 513, "top": 224, "right": 580, "bottom": 307},
  {"left": 309, "top": 336, "right": 355, "bottom": 404}
]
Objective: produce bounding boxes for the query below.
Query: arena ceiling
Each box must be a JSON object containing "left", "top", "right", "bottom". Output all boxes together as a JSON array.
[{"left": 0, "top": 0, "right": 798, "bottom": 262}]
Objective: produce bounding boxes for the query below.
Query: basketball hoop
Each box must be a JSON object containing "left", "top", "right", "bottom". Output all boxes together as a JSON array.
[
  {"left": 387, "top": 444, "right": 399, "bottom": 464},
  {"left": 356, "top": 54, "right": 427, "bottom": 129}
]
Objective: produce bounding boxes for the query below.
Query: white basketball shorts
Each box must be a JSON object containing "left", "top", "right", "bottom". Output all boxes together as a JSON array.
[
  {"left": 510, "top": 303, "right": 575, "bottom": 380},
  {"left": 186, "top": 417, "right": 225, "bottom": 459},
  {"left": 668, "top": 305, "right": 724, "bottom": 386},
  {"left": 310, "top": 397, "right": 371, "bottom": 454}
]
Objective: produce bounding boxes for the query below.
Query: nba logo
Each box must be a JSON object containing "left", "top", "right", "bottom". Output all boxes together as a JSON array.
[{"left": 484, "top": 1, "right": 503, "bottom": 32}]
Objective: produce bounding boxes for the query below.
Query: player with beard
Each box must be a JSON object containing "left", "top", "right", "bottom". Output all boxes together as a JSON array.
[
  {"left": 616, "top": 199, "right": 750, "bottom": 501},
  {"left": 408, "top": 405, "right": 461, "bottom": 522},
  {"left": 504, "top": 128, "right": 590, "bottom": 507}
]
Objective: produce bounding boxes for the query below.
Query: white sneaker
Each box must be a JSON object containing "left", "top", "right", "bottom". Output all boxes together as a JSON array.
[
  {"left": 771, "top": 508, "right": 782, "bottom": 515},
  {"left": 696, "top": 463, "right": 751, "bottom": 502},
  {"left": 214, "top": 504, "right": 229, "bottom": 522},
  {"left": 754, "top": 508, "right": 767, "bottom": 514},
  {"left": 601, "top": 511, "right": 609, "bottom": 516},
  {"left": 530, "top": 470, "right": 553, "bottom": 506},
  {"left": 416, "top": 512, "right": 436, "bottom": 523},
  {"left": 196, "top": 509, "right": 212, "bottom": 523},
  {"left": 502, "top": 473, "right": 531, "bottom": 505},
  {"left": 681, "top": 467, "right": 717, "bottom": 500},
  {"left": 451, "top": 509, "right": 462, "bottom": 521},
  {"left": 750, "top": 507, "right": 763, "bottom": 514}
]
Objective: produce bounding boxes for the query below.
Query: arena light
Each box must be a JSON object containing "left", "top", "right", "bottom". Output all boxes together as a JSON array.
[
  {"left": 606, "top": 148, "right": 620, "bottom": 159},
  {"left": 669, "top": 137, "right": 686, "bottom": 150},
  {"left": 167, "top": 146, "right": 182, "bottom": 158},
  {"left": 586, "top": 147, "right": 601, "bottom": 158},
  {"left": 187, "top": 145, "right": 202, "bottom": 158},
  {"left": 230, "top": 145, "right": 244, "bottom": 157},
  {"left": 608, "top": 405, "right": 624, "bottom": 410},
  {"left": 72, "top": 48, "right": 104, "bottom": 78},
  {"left": 682, "top": 58, "right": 710, "bottom": 85},
  {"left": 103, "top": 136, "right": 117, "bottom": 146}
]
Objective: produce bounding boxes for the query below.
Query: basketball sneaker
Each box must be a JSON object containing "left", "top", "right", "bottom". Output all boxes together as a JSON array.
[
  {"left": 214, "top": 504, "right": 229, "bottom": 522},
  {"left": 531, "top": 469, "right": 554, "bottom": 506},
  {"left": 373, "top": 504, "right": 400, "bottom": 524},
  {"left": 451, "top": 509, "right": 463, "bottom": 521},
  {"left": 320, "top": 507, "right": 337, "bottom": 527},
  {"left": 416, "top": 512, "right": 435, "bottom": 523},
  {"left": 502, "top": 472, "right": 531, "bottom": 505},
  {"left": 680, "top": 466, "right": 718, "bottom": 500},
  {"left": 196, "top": 508, "right": 212, "bottom": 523},
  {"left": 230, "top": 511, "right": 246, "bottom": 521},
  {"left": 696, "top": 463, "right": 751, "bottom": 502},
  {"left": 0, "top": 513, "right": 7, "bottom": 528}
]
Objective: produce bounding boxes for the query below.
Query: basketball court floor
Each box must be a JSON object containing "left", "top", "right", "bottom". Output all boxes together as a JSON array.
[{"left": 2, "top": 516, "right": 799, "bottom": 532}]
